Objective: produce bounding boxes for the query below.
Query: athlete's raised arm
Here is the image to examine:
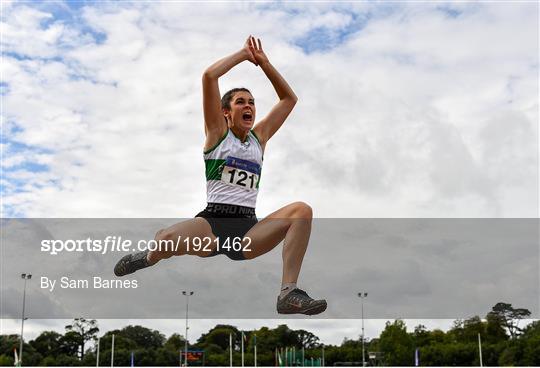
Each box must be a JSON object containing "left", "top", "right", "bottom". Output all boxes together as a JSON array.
[
  {"left": 202, "top": 37, "right": 257, "bottom": 147},
  {"left": 250, "top": 37, "right": 298, "bottom": 146}
]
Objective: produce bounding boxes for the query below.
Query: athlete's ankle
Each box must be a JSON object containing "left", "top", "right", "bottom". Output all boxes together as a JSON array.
[
  {"left": 279, "top": 282, "right": 297, "bottom": 299},
  {"left": 146, "top": 251, "right": 158, "bottom": 266}
]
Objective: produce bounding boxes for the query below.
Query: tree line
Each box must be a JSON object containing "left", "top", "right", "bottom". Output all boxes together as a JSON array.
[{"left": 0, "top": 302, "right": 538, "bottom": 366}]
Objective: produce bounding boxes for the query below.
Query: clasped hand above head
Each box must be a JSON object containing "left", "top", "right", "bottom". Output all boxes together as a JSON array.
[{"left": 243, "top": 35, "right": 270, "bottom": 67}]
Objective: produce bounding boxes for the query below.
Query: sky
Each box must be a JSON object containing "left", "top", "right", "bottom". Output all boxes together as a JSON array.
[{"left": 1, "top": 0, "right": 539, "bottom": 349}]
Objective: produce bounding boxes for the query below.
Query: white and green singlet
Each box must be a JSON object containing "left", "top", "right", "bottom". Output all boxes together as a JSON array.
[{"left": 204, "top": 129, "right": 263, "bottom": 208}]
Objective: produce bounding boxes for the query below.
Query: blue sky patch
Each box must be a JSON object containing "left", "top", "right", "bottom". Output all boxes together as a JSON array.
[
  {"left": 0, "top": 82, "right": 9, "bottom": 96},
  {"left": 2, "top": 139, "right": 52, "bottom": 187},
  {"left": 294, "top": 12, "right": 371, "bottom": 54},
  {"left": 2, "top": 136, "right": 53, "bottom": 155},
  {"left": 20, "top": 0, "right": 108, "bottom": 45},
  {"left": 436, "top": 5, "right": 464, "bottom": 19},
  {"left": 4, "top": 162, "right": 49, "bottom": 174}
]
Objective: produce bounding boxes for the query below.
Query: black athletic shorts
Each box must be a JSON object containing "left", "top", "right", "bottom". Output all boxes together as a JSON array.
[{"left": 195, "top": 203, "right": 258, "bottom": 261}]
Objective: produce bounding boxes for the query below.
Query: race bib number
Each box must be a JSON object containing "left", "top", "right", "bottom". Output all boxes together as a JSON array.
[{"left": 221, "top": 156, "right": 261, "bottom": 191}]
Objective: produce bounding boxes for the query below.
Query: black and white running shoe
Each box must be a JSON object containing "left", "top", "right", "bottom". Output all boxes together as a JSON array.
[
  {"left": 276, "top": 288, "right": 327, "bottom": 315},
  {"left": 114, "top": 250, "right": 151, "bottom": 277}
]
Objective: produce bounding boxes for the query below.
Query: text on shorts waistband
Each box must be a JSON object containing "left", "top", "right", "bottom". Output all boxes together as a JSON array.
[{"left": 206, "top": 203, "right": 256, "bottom": 217}]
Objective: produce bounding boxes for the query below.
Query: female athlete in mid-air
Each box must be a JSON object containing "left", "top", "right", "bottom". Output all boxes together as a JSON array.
[{"left": 115, "top": 36, "right": 326, "bottom": 315}]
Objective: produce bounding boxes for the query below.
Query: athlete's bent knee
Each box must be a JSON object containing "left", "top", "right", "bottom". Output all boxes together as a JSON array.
[
  {"left": 292, "top": 201, "right": 313, "bottom": 219},
  {"left": 154, "top": 229, "right": 165, "bottom": 240},
  {"left": 152, "top": 228, "right": 181, "bottom": 256}
]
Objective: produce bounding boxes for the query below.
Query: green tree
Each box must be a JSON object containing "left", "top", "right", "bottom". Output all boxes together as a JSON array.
[
  {"left": 429, "top": 329, "right": 448, "bottom": 344},
  {"left": 55, "top": 353, "right": 84, "bottom": 366},
  {"left": 247, "top": 327, "right": 278, "bottom": 353},
  {"left": 0, "top": 335, "right": 19, "bottom": 357},
  {"left": 164, "top": 333, "right": 186, "bottom": 352},
  {"left": 462, "top": 316, "right": 485, "bottom": 343},
  {"left": 420, "top": 344, "right": 446, "bottom": 366},
  {"left": 197, "top": 325, "right": 239, "bottom": 350},
  {"left": 0, "top": 354, "right": 14, "bottom": 366},
  {"left": 60, "top": 330, "right": 84, "bottom": 357},
  {"left": 485, "top": 311, "right": 508, "bottom": 343},
  {"left": 199, "top": 327, "right": 237, "bottom": 350},
  {"left": 40, "top": 355, "right": 57, "bottom": 365},
  {"left": 499, "top": 340, "right": 525, "bottom": 366},
  {"left": 154, "top": 347, "right": 179, "bottom": 366},
  {"left": 273, "top": 324, "right": 299, "bottom": 347},
  {"left": 205, "top": 351, "right": 228, "bottom": 366},
  {"left": 413, "top": 324, "right": 431, "bottom": 347},
  {"left": 489, "top": 302, "right": 531, "bottom": 339},
  {"left": 29, "top": 330, "right": 62, "bottom": 358},
  {"left": 481, "top": 342, "right": 507, "bottom": 366},
  {"left": 0, "top": 334, "right": 42, "bottom": 366},
  {"left": 65, "top": 318, "right": 99, "bottom": 360},
  {"left": 521, "top": 320, "right": 540, "bottom": 365},
  {"left": 82, "top": 351, "right": 97, "bottom": 366},
  {"left": 296, "top": 329, "right": 321, "bottom": 348},
  {"left": 378, "top": 320, "right": 414, "bottom": 366},
  {"left": 97, "top": 332, "right": 136, "bottom": 366},
  {"left": 203, "top": 343, "right": 224, "bottom": 355},
  {"left": 100, "top": 331, "right": 138, "bottom": 351},
  {"left": 117, "top": 325, "right": 165, "bottom": 349},
  {"left": 441, "top": 343, "right": 477, "bottom": 366},
  {"left": 447, "top": 319, "right": 464, "bottom": 343}
]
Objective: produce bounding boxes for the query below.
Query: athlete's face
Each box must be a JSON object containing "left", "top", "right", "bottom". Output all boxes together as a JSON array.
[{"left": 224, "top": 91, "right": 256, "bottom": 130}]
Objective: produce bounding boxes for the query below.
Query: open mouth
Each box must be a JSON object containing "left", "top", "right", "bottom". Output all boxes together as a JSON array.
[{"left": 242, "top": 111, "right": 253, "bottom": 122}]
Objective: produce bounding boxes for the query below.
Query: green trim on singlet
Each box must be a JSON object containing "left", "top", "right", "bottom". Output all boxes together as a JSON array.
[
  {"left": 250, "top": 130, "right": 264, "bottom": 162},
  {"left": 250, "top": 130, "right": 261, "bottom": 144},
  {"left": 203, "top": 129, "right": 228, "bottom": 154},
  {"left": 205, "top": 159, "right": 226, "bottom": 180}
]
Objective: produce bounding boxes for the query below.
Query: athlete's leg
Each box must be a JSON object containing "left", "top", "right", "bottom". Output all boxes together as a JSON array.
[
  {"left": 243, "top": 201, "right": 325, "bottom": 315},
  {"left": 148, "top": 218, "right": 218, "bottom": 264},
  {"left": 243, "top": 201, "right": 312, "bottom": 284},
  {"left": 114, "top": 218, "right": 217, "bottom": 276}
]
